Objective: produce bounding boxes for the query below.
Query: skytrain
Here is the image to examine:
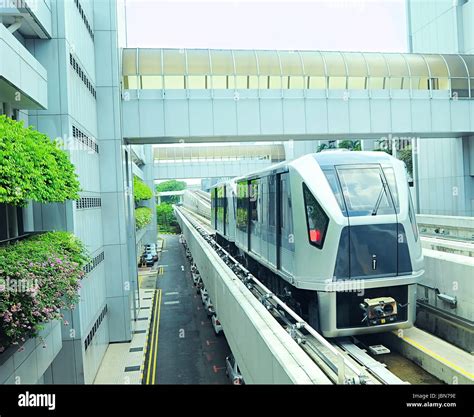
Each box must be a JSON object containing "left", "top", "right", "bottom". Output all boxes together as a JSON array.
[{"left": 210, "top": 151, "right": 424, "bottom": 337}]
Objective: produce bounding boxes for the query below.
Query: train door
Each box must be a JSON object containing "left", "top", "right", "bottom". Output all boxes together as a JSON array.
[
  {"left": 248, "top": 179, "right": 259, "bottom": 255},
  {"left": 278, "top": 172, "right": 295, "bottom": 275}
]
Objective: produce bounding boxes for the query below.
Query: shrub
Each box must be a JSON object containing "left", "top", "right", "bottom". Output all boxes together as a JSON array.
[
  {"left": 0, "top": 232, "right": 89, "bottom": 351},
  {"left": 135, "top": 206, "right": 152, "bottom": 230},
  {"left": 156, "top": 203, "right": 179, "bottom": 233},
  {"left": 133, "top": 176, "right": 153, "bottom": 202},
  {"left": 0, "top": 116, "right": 80, "bottom": 206}
]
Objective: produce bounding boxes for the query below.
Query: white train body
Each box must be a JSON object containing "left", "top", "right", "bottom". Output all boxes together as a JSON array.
[{"left": 211, "top": 151, "right": 424, "bottom": 337}]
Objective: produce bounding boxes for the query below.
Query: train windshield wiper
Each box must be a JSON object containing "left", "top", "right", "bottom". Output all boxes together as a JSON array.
[{"left": 371, "top": 174, "right": 388, "bottom": 216}]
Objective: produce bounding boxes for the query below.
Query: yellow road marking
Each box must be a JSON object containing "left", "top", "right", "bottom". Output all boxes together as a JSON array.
[
  {"left": 151, "top": 289, "right": 162, "bottom": 384},
  {"left": 145, "top": 290, "right": 160, "bottom": 385},
  {"left": 402, "top": 335, "right": 474, "bottom": 380}
]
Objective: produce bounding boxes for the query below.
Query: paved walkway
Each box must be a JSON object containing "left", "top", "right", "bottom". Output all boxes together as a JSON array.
[
  {"left": 143, "top": 234, "right": 231, "bottom": 384},
  {"left": 94, "top": 234, "right": 231, "bottom": 384}
]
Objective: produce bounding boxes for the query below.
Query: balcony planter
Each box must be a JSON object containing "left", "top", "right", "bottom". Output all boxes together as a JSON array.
[
  {"left": 0, "top": 115, "right": 80, "bottom": 206},
  {"left": 0, "top": 232, "right": 89, "bottom": 353},
  {"left": 133, "top": 176, "right": 153, "bottom": 202},
  {"left": 135, "top": 206, "right": 152, "bottom": 230}
]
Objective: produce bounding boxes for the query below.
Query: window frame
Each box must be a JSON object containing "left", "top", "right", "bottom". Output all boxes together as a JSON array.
[{"left": 302, "top": 183, "right": 329, "bottom": 249}]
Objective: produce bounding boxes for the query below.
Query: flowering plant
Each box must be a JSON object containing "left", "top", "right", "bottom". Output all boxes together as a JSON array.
[{"left": 0, "top": 232, "right": 89, "bottom": 352}]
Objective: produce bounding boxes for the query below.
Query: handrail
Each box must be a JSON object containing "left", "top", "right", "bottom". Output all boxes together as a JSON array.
[{"left": 0, "top": 231, "right": 47, "bottom": 247}]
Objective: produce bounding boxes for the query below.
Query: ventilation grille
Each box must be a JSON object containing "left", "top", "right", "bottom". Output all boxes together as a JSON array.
[
  {"left": 76, "top": 197, "right": 102, "bottom": 210},
  {"left": 72, "top": 125, "right": 99, "bottom": 153},
  {"left": 84, "top": 305, "right": 107, "bottom": 352},
  {"left": 69, "top": 53, "right": 97, "bottom": 99},
  {"left": 83, "top": 251, "right": 104, "bottom": 274},
  {"left": 74, "top": 0, "right": 94, "bottom": 40}
]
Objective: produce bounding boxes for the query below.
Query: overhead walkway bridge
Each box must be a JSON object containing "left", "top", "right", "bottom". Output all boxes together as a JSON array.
[
  {"left": 122, "top": 48, "right": 474, "bottom": 144},
  {"left": 153, "top": 142, "right": 285, "bottom": 179}
]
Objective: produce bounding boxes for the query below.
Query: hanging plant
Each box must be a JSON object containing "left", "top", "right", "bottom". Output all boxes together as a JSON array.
[
  {"left": 135, "top": 206, "right": 152, "bottom": 230},
  {"left": 133, "top": 176, "right": 153, "bottom": 202},
  {"left": 0, "top": 116, "right": 81, "bottom": 206},
  {"left": 0, "top": 232, "right": 89, "bottom": 351}
]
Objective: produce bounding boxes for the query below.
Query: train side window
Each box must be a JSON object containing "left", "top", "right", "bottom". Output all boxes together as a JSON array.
[
  {"left": 236, "top": 181, "right": 248, "bottom": 231},
  {"left": 408, "top": 192, "right": 418, "bottom": 241},
  {"left": 303, "top": 183, "right": 329, "bottom": 249},
  {"left": 250, "top": 180, "right": 258, "bottom": 222}
]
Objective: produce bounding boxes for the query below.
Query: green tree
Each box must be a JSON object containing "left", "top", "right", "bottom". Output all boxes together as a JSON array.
[
  {"left": 398, "top": 146, "right": 413, "bottom": 177},
  {"left": 156, "top": 203, "right": 179, "bottom": 233},
  {"left": 337, "top": 140, "right": 361, "bottom": 151},
  {"left": 156, "top": 180, "right": 187, "bottom": 204}
]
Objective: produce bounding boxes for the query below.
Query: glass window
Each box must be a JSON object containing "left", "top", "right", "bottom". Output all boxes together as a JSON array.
[
  {"left": 187, "top": 75, "right": 207, "bottom": 89},
  {"left": 163, "top": 49, "right": 186, "bottom": 74},
  {"left": 236, "top": 181, "right": 248, "bottom": 231},
  {"left": 300, "top": 51, "right": 325, "bottom": 76},
  {"left": 138, "top": 49, "right": 162, "bottom": 75},
  {"left": 382, "top": 166, "right": 399, "bottom": 210},
  {"left": 288, "top": 76, "right": 304, "bottom": 89},
  {"left": 256, "top": 50, "right": 281, "bottom": 75},
  {"left": 141, "top": 76, "right": 163, "bottom": 89},
  {"left": 234, "top": 50, "right": 258, "bottom": 75},
  {"left": 336, "top": 166, "right": 397, "bottom": 217},
  {"left": 308, "top": 76, "right": 326, "bottom": 89},
  {"left": 164, "top": 75, "right": 185, "bottom": 89},
  {"left": 404, "top": 54, "right": 429, "bottom": 90},
  {"left": 279, "top": 51, "right": 304, "bottom": 76},
  {"left": 408, "top": 192, "right": 418, "bottom": 241},
  {"left": 322, "top": 168, "right": 345, "bottom": 214},
  {"left": 343, "top": 52, "right": 368, "bottom": 76},
  {"left": 210, "top": 50, "right": 235, "bottom": 75},
  {"left": 122, "top": 49, "right": 137, "bottom": 75},
  {"left": 123, "top": 75, "right": 139, "bottom": 89},
  {"left": 186, "top": 49, "right": 211, "bottom": 75},
  {"left": 322, "top": 52, "right": 346, "bottom": 76},
  {"left": 303, "top": 183, "right": 329, "bottom": 248},
  {"left": 250, "top": 180, "right": 258, "bottom": 222}
]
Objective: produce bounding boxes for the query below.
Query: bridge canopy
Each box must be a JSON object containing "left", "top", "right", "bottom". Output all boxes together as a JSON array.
[{"left": 123, "top": 48, "right": 474, "bottom": 97}]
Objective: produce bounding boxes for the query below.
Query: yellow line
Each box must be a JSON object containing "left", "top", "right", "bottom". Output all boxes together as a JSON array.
[
  {"left": 402, "top": 335, "right": 474, "bottom": 380},
  {"left": 151, "top": 289, "right": 162, "bottom": 384},
  {"left": 145, "top": 291, "right": 159, "bottom": 385}
]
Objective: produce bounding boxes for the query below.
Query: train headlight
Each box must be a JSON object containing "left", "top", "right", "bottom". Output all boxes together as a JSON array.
[{"left": 360, "top": 297, "right": 398, "bottom": 326}]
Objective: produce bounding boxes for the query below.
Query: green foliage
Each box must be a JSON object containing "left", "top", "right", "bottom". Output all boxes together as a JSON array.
[
  {"left": 156, "top": 203, "right": 179, "bottom": 233},
  {"left": 156, "top": 180, "right": 187, "bottom": 204},
  {"left": 0, "top": 232, "right": 89, "bottom": 351},
  {"left": 0, "top": 116, "right": 81, "bottom": 206},
  {"left": 135, "top": 206, "right": 152, "bottom": 230},
  {"left": 316, "top": 143, "right": 332, "bottom": 153},
  {"left": 337, "top": 140, "right": 361, "bottom": 151},
  {"left": 398, "top": 146, "right": 413, "bottom": 177},
  {"left": 156, "top": 180, "right": 186, "bottom": 193},
  {"left": 133, "top": 176, "right": 153, "bottom": 202}
]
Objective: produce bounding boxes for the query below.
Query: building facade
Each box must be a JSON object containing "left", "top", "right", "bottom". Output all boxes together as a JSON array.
[
  {"left": 408, "top": 0, "right": 474, "bottom": 216},
  {"left": 0, "top": 0, "right": 156, "bottom": 384}
]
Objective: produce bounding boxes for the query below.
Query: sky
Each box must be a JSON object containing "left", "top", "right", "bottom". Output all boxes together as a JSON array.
[{"left": 125, "top": 0, "right": 408, "bottom": 52}]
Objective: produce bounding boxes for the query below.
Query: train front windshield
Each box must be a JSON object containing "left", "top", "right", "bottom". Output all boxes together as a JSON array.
[{"left": 323, "top": 165, "right": 400, "bottom": 217}]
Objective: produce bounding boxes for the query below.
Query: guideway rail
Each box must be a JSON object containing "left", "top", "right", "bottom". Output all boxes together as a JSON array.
[{"left": 175, "top": 206, "right": 410, "bottom": 385}]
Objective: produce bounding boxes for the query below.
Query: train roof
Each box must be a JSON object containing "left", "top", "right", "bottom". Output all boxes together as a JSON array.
[
  {"left": 210, "top": 150, "right": 398, "bottom": 187},
  {"left": 313, "top": 150, "right": 395, "bottom": 166}
]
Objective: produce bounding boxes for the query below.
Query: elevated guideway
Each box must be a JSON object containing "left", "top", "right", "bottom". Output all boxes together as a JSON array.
[
  {"left": 175, "top": 206, "right": 333, "bottom": 384},
  {"left": 177, "top": 193, "right": 473, "bottom": 384}
]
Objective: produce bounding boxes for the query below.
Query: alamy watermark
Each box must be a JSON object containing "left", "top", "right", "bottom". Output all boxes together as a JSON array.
[{"left": 0, "top": 277, "right": 39, "bottom": 294}]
